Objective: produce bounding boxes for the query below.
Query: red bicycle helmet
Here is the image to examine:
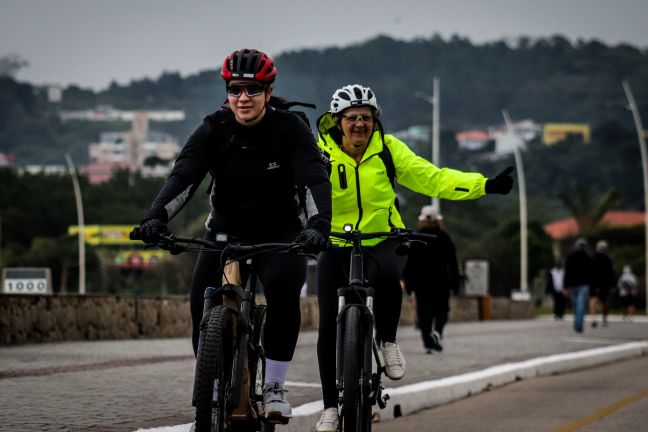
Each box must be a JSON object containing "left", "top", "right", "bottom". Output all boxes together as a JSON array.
[{"left": 221, "top": 49, "right": 277, "bottom": 84}]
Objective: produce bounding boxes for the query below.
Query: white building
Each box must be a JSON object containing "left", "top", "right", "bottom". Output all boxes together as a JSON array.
[
  {"left": 86, "top": 112, "right": 180, "bottom": 182},
  {"left": 60, "top": 105, "right": 185, "bottom": 122}
]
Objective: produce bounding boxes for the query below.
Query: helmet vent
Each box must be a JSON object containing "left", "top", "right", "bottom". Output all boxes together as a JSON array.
[
  {"left": 353, "top": 87, "right": 363, "bottom": 99},
  {"left": 338, "top": 92, "right": 351, "bottom": 101}
]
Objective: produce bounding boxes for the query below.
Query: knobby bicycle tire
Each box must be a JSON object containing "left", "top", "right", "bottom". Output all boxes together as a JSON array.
[
  {"left": 342, "top": 306, "right": 371, "bottom": 432},
  {"left": 194, "top": 305, "right": 236, "bottom": 432}
]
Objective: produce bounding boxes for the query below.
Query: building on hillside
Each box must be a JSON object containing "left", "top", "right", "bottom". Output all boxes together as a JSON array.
[
  {"left": 86, "top": 112, "right": 180, "bottom": 183},
  {"left": 0, "top": 153, "right": 16, "bottom": 167},
  {"left": 488, "top": 119, "right": 541, "bottom": 155},
  {"left": 392, "top": 125, "right": 430, "bottom": 143},
  {"left": 455, "top": 130, "right": 491, "bottom": 151},
  {"left": 60, "top": 105, "right": 185, "bottom": 122},
  {"left": 543, "top": 210, "right": 645, "bottom": 258},
  {"left": 543, "top": 123, "right": 590, "bottom": 145},
  {"left": 19, "top": 165, "right": 67, "bottom": 175}
]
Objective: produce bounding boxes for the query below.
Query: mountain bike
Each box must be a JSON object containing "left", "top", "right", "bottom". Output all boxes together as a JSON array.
[
  {"left": 329, "top": 226, "right": 435, "bottom": 432},
  {"left": 130, "top": 228, "right": 305, "bottom": 432}
]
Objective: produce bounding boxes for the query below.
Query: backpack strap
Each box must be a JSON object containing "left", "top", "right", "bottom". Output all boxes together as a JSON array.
[
  {"left": 378, "top": 139, "right": 396, "bottom": 188},
  {"left": 375, "top": 121, "right": 396, "bottom": 187}
]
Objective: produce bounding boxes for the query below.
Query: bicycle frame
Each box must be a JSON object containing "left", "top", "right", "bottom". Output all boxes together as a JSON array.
[{"left": 335, "top": 231, "right": 389, "bottom": 412}]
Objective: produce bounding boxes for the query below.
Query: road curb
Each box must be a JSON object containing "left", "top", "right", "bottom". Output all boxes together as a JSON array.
[
  {"left": 288, "top": 341, "right": 648, "bottom": 431},
  {"left": 135, "top": 341, "right": 648, "bottom": 432}
]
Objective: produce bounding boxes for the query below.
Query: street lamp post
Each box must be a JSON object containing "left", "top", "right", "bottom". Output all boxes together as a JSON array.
[
  {"left": 416, "top": 77, "right": 441, "bottom": 210},
  {"left": 622, "top": 80, "right": 648, "bottom": 315},
  {"left": 502, "top": 110, "right": 529, "bottom": 300},
  {"left": 65, "top": 153, "right": 86, "bottom": 295}
]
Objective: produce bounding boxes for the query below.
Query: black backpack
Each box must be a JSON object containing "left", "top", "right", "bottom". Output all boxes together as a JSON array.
[{"left": 268, "top": 95, "right": 316, "bottom": 128}]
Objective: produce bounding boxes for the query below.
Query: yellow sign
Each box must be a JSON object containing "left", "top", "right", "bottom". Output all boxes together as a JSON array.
[
  {"left": 68, "top": 225, "right": 136, "bottom": 245},
  {"left": 543, "top": 123, "right": 590, "bottom": 145}
]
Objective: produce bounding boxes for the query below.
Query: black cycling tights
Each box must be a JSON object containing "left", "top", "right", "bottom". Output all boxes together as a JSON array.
[
  {"left": 316, "top": 238, "right": 405, "bottom": 408},
  {"left": 189, "top": 231, "right": 306, "bottom": 362}
]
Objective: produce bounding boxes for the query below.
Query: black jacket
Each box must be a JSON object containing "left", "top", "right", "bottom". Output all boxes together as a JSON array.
[
  {"left": 144, "top": 107, "right": 331, "bottom": 239},
  {"left": 402, "top": 226, "right": 459, "bottom": 297},
  {"left": 564, "top": 249, "right": 593, "bottom": 288},
  {"left": 592, "top": 252, "right": 615, "bottom": 290}
]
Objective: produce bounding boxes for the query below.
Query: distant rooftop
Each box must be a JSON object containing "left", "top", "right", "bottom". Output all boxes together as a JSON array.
[{"left": 544, "top": 210, "right": 645, "bottom": 240}]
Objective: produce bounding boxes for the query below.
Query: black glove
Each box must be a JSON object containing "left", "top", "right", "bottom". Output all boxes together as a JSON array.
[
  {"left": 294, "top": 228, "right": 328, "bottom": 253},
  {"left": 139, "top": 219, "right": 168, "bottom": 244},
  {"left": 485, "top": 166, "right": 514, "bottom": 195}
]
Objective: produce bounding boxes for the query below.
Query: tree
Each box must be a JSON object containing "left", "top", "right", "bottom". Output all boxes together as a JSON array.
[
  {"left": 0, "top": 54, "right": 28, "bottom": 78},
  {"left": 557, "top": 181, "right": 621, "bottom": 237}
]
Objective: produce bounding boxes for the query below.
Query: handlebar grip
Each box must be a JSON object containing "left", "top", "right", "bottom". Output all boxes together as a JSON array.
[
  {"left": 410, "top": 232, "right": 437, "bottom": 241},
  {"left": 129, "top": 227, "right": 142, "bottom": 241}
]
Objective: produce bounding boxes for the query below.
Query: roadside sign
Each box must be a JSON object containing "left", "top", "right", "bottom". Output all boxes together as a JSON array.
[
  {"left": 2, "top": 267, "right": 52, "bottom": 295},
  {"left": 464, "top": 259, "right": 489, "bottom": 297}
]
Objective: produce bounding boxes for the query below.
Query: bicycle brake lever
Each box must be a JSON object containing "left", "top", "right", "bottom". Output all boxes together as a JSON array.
[{"left": 168, "top": 243, "right": 186, "bottom": 255}]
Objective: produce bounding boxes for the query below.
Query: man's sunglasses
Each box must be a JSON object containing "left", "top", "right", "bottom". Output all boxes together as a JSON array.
[{"left": 226, "top": 83, "right": 267, "bottom": 98}]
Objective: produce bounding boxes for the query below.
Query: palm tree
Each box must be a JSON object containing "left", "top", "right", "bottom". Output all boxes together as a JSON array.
[{"left": 557, "top": 181, "right": 621, "bottom": 237}]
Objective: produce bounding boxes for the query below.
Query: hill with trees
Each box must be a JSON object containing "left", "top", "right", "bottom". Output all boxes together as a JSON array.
[{"left": 1, "top": 34, "right": 646, "bottom": 297}]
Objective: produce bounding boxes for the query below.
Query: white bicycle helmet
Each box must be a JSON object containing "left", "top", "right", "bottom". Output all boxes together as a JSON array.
[{"left": 330, "top": 84, "right": 379, "bottom": 114}]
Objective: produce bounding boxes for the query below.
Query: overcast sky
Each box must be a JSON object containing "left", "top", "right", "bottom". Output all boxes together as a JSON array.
[{"left": 2, "top": 0, "right": 647, "bottom": 90}]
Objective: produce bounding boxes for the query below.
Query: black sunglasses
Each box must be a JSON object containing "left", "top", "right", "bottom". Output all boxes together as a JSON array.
[{"left": 226, "top": 83, "right": 267, "bottom": 98}]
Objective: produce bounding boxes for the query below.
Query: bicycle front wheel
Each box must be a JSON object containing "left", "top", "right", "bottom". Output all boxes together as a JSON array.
[
  {"left": 194, "top": 305, "right": 236, "bottom": 432},
  {"left": 342, "top": 305, "right": 371, "bottom": 431}
]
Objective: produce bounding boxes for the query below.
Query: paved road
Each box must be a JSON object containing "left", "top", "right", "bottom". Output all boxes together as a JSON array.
[
  {"left": 1, "top": 316, "right": 646, "bottom": 431},
  {"left": 372, "top": 355, "right": 648, "bottom": 432}
]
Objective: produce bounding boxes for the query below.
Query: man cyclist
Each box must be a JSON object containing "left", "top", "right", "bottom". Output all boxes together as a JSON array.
[
  {"left": 136, "top": 49, "right": 331, "bottom": 424},
  {"left": 314, "top": 84, "right": 513, "bottom": 431}
]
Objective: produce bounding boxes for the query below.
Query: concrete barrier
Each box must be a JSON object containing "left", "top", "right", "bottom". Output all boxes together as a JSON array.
[{"left": 0, "top": 294, "right": 533, "bottom": 345}]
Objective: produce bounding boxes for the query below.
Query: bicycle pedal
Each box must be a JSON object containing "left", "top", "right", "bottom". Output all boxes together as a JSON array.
[{"left": 264, "top": 413, "right": 291, "bottom": 425}]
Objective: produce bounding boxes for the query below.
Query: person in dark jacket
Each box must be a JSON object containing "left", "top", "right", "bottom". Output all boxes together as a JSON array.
[
  {"left": 402, "top": 205, "right": 459, "bottom": 353},
  {"left": 564, "top": 237, "right": 594, "bottom": 333},
  {"left": 135, "top": 48, "right": 332, "bottom": 421},
  {"left": 589, "top": 240, "right": 615, "bottom": 328}
]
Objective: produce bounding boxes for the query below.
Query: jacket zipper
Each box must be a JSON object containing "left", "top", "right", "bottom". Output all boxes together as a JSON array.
[{"left": 354, "top": 164, "right": 363, "bottom": 229}]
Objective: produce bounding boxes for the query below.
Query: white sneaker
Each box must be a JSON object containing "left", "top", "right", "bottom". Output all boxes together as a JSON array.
[
  {"left": 316, "top": 407, "right": 339, "bottom": 432},
  {"left": 263, "top": 381, "right": 292, "bottom": 420},
  {"left": 382, "top": 342, "right": 406, "bottom": 380}
]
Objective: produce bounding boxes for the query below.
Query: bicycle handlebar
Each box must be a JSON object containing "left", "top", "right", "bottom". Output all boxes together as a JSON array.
[
  {"left": 329, "top": 228, "right": 437, "bottom": 243},
  {"left": 129, "top": 227, "right": 304, "bottom": 258}
]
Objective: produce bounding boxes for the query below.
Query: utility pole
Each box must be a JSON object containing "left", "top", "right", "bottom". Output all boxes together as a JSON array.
[
  {"left": 432, "top": 77, "right": 440, "bottom": 211},
  {"left": 622, "top": 80, "right": 648, "bottom": 315},
  {"left": 502, "top": 110, "right": 529, "bottom": 300},
  {"left": 416, "top": 78, "right": 441, "bottom": 211},
  {"left": 65, "top": 153, "right": 86, "bottom": 295}
]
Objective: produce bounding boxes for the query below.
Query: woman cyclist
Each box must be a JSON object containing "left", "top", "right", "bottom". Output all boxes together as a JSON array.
[
  {"left": 314, "top": 84, "right": 513, "bottom": 431},
  {"left": 137, "top": 48, "right": 331, "bottom": 423}
]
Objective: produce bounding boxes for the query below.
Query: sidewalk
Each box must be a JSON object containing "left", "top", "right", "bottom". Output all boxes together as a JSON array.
[{"left": 1, "top": 316, "right": 647, "bottom": 431}]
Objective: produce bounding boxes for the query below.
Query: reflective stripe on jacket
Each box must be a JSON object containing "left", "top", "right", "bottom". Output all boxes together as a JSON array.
[{"left": 317, "top": 112, "right": 487, "bottom": 246}]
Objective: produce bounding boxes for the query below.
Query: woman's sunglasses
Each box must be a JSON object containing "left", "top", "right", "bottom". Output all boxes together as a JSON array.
[{"left": 226, "top": 83, "right": 267, "bottom": 98}]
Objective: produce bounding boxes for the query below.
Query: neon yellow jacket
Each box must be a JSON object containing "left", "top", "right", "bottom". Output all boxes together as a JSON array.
[{"left": 317, "top": 113, "right": 487, "bottom": 245}]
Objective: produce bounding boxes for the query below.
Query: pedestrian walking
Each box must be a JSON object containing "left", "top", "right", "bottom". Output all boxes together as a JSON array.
[
  {"left": 402, "top": 205, "right": 459, "bottom": 353},
  {"left": 589, "top": 240, "right": 615, "bottom": 327},
  {"left": 564, "top": 238, "right": 594, "bottom": 333},
  {"left": 546, "top": 261, "right": 566, "bottom": 320},
  {"left": 617, "top": 265, "right": 639, "bottom": 321}
]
